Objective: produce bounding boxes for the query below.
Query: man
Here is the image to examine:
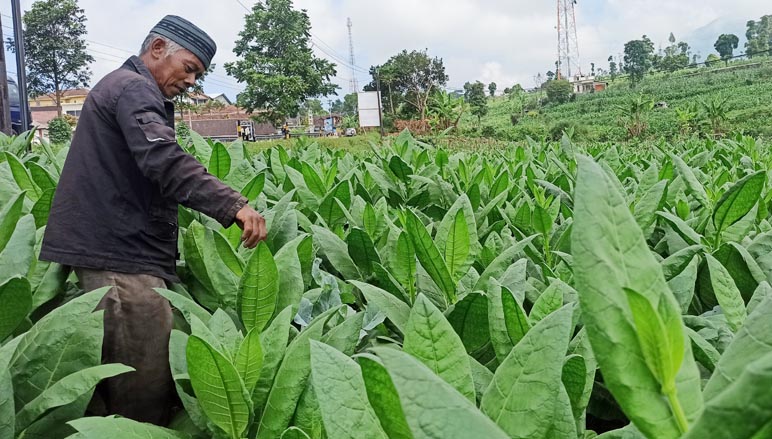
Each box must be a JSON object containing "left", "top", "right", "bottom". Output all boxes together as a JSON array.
[{"left": 40, "top": 15, "right": 266, "bottom": 425}]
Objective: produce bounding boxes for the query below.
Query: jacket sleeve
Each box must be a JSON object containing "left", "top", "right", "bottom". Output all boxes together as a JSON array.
[{"left": 114, "top": 78, "right": 247, "bottom": 228}]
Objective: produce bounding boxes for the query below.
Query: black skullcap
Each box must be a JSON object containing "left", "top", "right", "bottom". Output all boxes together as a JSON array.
[{"left": 150, "top": 15, "right": 216, "bottom": 69}]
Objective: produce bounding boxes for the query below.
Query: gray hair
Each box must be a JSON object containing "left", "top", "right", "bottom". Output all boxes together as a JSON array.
[{"left": 139, "top": 32, "right": 183, "bottom": 56}]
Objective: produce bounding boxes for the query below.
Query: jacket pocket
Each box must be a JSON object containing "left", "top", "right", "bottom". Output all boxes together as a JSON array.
[
  {"left": 148, "top": 197, "right": 178, "bottom": 242},
  {"left": 136, "top": 111, "right": 174, "bottom": 143}
]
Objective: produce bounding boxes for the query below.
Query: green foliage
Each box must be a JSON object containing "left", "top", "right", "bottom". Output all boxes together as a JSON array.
[
  {"left": 624, "top": 36, "right": 655, "bottom": 86},
  {"left": 745, "top": 15, "right": 772, "bottom": 57},
  {"left": 6, "top": 128, "right": 772, "bottom": 438},
  {"left": 225, "top": 0, "right": 338, "bottom": 124},
  {"left": 715, "top": 34, "right": 740, "bottom": 61},
  {"left": 464, "top": 81, "right": 488, "bottom": 126},
  {"left": 545, "top": 79, "right": 573, "bottom": 104},
  {"left": 175, "top": 121, "right": 191, "bottom": 139},
  {"left": 47, "top": 117, "right": 72, "bottom": 144},
  {"left": 487, "top": 82, "right": 496, "bottom": 97},
  {"left": 364, "top": 49, "right": 448, "bottom": 120},
  {"left": 8, "top": 0, "right": 93, "bottom": 116}
]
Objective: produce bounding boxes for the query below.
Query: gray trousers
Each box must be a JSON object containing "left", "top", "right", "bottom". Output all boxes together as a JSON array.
[{"left": 75, "top": 268, "right": 174, "bottom": 425}]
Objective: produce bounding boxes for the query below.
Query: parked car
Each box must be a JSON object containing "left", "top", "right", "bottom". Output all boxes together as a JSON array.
[
  {"left": 345, "top": 127, "right": 356, "bottom": 137},
  {"left": 7, "top": 77, "right": 21, "bottom": 134}
]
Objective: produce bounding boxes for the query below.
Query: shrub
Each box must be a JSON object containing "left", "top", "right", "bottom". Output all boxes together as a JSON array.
[
  {"left": 176, "top": 121, "right": 191, "bottom": 139},
  {"left": 48, "top": 117, "right": 72, "bottom": 144},
  {"left": 546, "top": 79, "right": 574, "bottom": 104}
]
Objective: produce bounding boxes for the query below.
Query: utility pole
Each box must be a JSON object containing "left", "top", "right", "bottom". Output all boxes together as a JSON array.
[
  {"left": 0, "top": 14, "right": 12, "bottom": 135},
  {"left": 375, "top": 68, "right": 384, "bottom": 139},
  {"left": 12, "top": 0, "right": 30, "bottom": 133}
]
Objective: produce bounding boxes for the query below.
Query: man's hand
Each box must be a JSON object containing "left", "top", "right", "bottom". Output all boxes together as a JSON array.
[{"left": 234, "top": 205, "right": 267, "bottom": 248}]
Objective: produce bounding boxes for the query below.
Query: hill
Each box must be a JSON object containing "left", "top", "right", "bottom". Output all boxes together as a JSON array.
[{"left": 461, "top": 60, "right": 772, "bottom": 142}]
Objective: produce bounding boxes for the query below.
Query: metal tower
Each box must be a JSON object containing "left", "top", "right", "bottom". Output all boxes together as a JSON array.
[
  {"left": 347, "top": 17, "right": 358, "bottom": 93},
  {"left": 556, "top": 0, "right": 582, "bottom": 79}
]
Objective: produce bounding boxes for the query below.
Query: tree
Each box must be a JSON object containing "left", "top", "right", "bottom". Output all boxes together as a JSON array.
[
  {"left": 463, "top": 81, "right": 487, "bottom": 126},
  {"left": 301, "top": 98, "right": 326, "bottom": 116},
  {"left": 657, "top": 33, "right": 690, "bottom": 73},
  {"left": 608, "top": 55, "right": 618, "bottom": 81},
  {"left": 342, "top": 93, "right": 358, "bottom": 116},
  {"left": 623, "top": 37, "right": 655, "bottom": 86},
  {"left": 546, "top": 71, "right": 555, "bottom": 81},
  {"left": 488, "top": 82, "right": 497, "bottom": 97},
  {"left": 225, "top": 0, "right": 337, "bottom": 124},
  {"left": 427, "top": 90, "right": 465, "bottom": 132},
  {"left": 364, "top": 49, "right": 448, "bottom": 120},
  {"left": 8, "top": 0, "right": 94, "bottom": 117},
  {"left": 714, "top": 34, "right": 739, "bottom": 62},
  {"left": 590, "top": 62, "right": 596, "bottom": 76},
  {"left": 545, "top": 79, "right": 573, "bottom": 104},
  {"left": 745, "top": 15, "right": 772, "bottom": 57},
  {"left": 48, "top": 116, "right": 72, "bottom": 143}
]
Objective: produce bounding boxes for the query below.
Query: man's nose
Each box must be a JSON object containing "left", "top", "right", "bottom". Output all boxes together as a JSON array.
[{"left": 184, "top": 73, "right": 196, "bottom": 87}]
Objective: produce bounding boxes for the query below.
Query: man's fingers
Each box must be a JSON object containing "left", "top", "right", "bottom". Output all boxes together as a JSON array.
[
  {"left": 244, "top": 215, "right": 260, "bottom": 248},
  {"left": 257, "top": 215, "right": 267, "bottom": 242}
]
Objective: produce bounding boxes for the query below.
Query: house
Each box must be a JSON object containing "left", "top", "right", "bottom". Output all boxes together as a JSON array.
[
  {"left": 30, "top": 88, "right": 90, "bottom": 128},
  {"left": 209, "top": 93, "right": 232, "bottom": 106},
  {"left": 569, "top": 75, "right": 607, "bottom": 94}
]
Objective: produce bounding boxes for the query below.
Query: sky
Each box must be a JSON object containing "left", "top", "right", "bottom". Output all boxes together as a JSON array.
[{"left": 0, "top": 0, "right": 769, "bottom": 104}]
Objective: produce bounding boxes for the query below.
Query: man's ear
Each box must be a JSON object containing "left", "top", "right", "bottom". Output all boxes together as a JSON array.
[{"left": 150, "top": 37, "right": 167, "bottom": 60}]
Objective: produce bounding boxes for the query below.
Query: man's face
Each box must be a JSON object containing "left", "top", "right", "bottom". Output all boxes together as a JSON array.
[{"left": 148, "top": 41, "right": 205, "bottom": 98}]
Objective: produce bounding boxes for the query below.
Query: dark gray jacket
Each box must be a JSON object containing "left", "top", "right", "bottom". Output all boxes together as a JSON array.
[{"left": 40, "top": 56, "right": 246, "bottom": 282}]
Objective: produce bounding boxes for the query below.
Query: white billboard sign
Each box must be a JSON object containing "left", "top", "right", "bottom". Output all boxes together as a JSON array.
[{"left": 357, "top": 91, "right": 382, "bottom": 127}]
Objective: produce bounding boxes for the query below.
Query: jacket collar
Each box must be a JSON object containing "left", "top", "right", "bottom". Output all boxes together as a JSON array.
[
  {"left": 122, "top": 55, "right": 176, "bottom": 128},
  {"left": 123, "top": 55, "right": 157, "bottom": 85}
]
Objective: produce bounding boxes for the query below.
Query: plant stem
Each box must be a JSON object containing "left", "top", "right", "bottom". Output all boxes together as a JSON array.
[{"left": 665, "top": 386, "right": 690, "bottom": 434}]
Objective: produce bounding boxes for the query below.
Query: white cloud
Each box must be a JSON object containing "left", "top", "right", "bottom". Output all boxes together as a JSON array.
[{"left": 1, "top": 0, "right": 768, "bottom": 98}]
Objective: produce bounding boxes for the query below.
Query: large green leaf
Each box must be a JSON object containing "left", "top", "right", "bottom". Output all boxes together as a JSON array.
[
  {"left": 273, "top": 235, "right": 309, "bottom": 317},
  {"left": 240, "top": 241, "right": 279, "bottom": 333},
  {"left": 31, "top": 188, "right": 54, "bottom": 228},
  {"left": 703, "top": 296, "right": 772, "bottom": 400},
  {"left": 0, "top": 192, "right": 25, "bottom": 253},
  {"left": 670, "top": 153, "right": 709, "bottom": 207},
  {"left": 186, "top": 335, "right": 250, "bottom": 439},
  {"left": 310, "top": 341, "right": 388, "bottom": 439},
  {"left": 0, "top": 214, "right": 35, "bottom": 281},
  {"left": 391, "top": 231, "right": 416, "bottom": 302},
  {"left": 67, "top": 416, "right": 192, "bottom": 439},
  {"left": 403, "top": 294, "right": 475, "bottom": 401},
  {"left": 347, "top": 227, "right": 381, "bottom": 274},
  {"left": 0, "top": 277, "right": 31, "bottom": 341},
  {"left": 481, "top": 305, "right": 575, "bottom": 438},
  {"left": 358, "top": 354, "right": 413, "bottom": 439},
  {"left": 255, "top": 308, "right": 336, "bottom": 439},
  {"left": 351, "top": 280, "right": 410, "bottom": 334},
  {"left": 310, "top": 225, "right": 360, "bottom": 280},
  {"left": 704, "top": 254, "right": 747, "bottom": 332},
  {"left": 319, "top": 180, "right": 351, "bottom": 227},
  {"left": 712, "top": 170, "right": 765, "bottom": 236},
  {"left": 253, "top": 306, "right": 293, "bottom": 412},
  {"left": 435, "top": 194, "right": 477, "bottom": 279},
  {"left": 15, "top": 363, "right": 133, "bottom": 432},
  {"left": 4, "top": 152, "right": 41, "bottom": 200},
  {"left": 235, "top": 328, "right": 264, "bottom": 395},
  {"left": 372, "top": 347, "right": 509, "bottom": 439},
  {"left": 571, "top": 156, "right": 702, "bottom": 439},
  {"left": 11, "top": 289, "right": 109, "bottom": 410},
  {"left": 209, "top": 142, "right": 232, "bottom": 180},
  {"left": 403, "top": 209, "right": 456, "bottom": 304},
  {"left": 683, "top": 351, "right": 772, "bottom": 439}
]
